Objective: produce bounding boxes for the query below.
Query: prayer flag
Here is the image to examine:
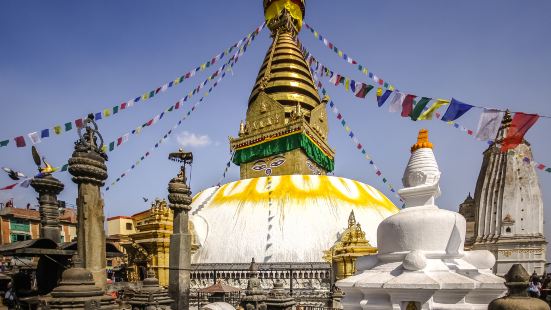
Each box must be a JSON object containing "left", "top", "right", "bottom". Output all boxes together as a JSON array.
[
  {"left": 401, "top": 94, "right": 416, "bottom": 117},
  {"left": 109, "top": 141, "right": 115, "bottom": 151},
  {"left": 377, "top": 90, "right": 393, "bottom": 107},
  {"left": 20, "top": 179, "right": 31, "bottom": 188},
  {"left": 501, "top": 113, "right": 539, "bottom": 152},
  {"left": 441, "top": 98, "right": 474, "bottom": 122},
  {"left": 95, "top": 112, "right": 102, "bottom": 120},
  {"left": 64, "top": 122, "right": 72, "bottom": 131},
  {"left": 388, "top": 92, "right": 406, "bottom": 113},
  {"left": 41, "top": 129, "right": 50, "bottom": 138},
  {"left": 117, "top": 137, "right": 123, "bottom": 146},
  {"left": 329, "top": 74, "right": 340, "bottom": 85},
  {"left": 344, "top": 78, "right": 350, "bottom": 91},
  {"left": 113, "top": 106, "right": 119, "bottom": 114},
  {"left": 0, "top": 140, "right": 8, "bottom": 147},
  {"left": 0, "top": 183, "right": 18, "bottom": 190},
  {"left": 28, "top": 132, "right": 41, "bottom": 145},
  {"left": 475, "top": 109, "right": 504, "bottom": 141},
  {"left": 410, "top": 97, "right": 431, "bottom": 121},
  {"left": 103, "top": 109, "right": 111, "bottom": 117},
  {"left": 417, "top": 99, "right": 450, "bottom": 120},
  {"left": 355, "top": 84, "right": 373, "bottom": 99},
  {"left": 54, "top": 125, "right": 62, "bottom": 135},
  {"left": 537, "top": 164, "right": 545, "bottom": 170},
  {"left": 75, "top": 118, "right": 83, "bottom": 128},
  {"left": 14, "top": 136, "right": 26, "bottom": 147}
]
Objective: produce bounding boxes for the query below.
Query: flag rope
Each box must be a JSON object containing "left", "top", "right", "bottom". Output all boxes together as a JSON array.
[
  {"left": 302, "top": 24, "right": 551, "bottom": 119},
  {"left": 1, "top": 24, "right": 265, "bottom": 150},
  {"left": 104, "top": 30, "right": 257, "bottom": 192},
  {"left": 311, "top": 70, "right": 405, "bottom": 206}
]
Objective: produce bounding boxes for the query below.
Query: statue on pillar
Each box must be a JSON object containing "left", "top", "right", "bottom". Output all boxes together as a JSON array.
[
  {"left": 167, "top": 148, "right": 193, "bottom": 310},
  {"left": 30, "top": 146, "right": 64, "bottom": 242},
  {"left": 68, "top": 114, "right": 109, "bottom": 289}
]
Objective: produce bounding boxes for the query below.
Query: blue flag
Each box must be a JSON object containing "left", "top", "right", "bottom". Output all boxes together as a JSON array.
[
  {"left": 441, "top": 98, "right": 473, "bottom": 121},
  {"left": 377, "top": 90, "right": 393, "bottom": 107}
]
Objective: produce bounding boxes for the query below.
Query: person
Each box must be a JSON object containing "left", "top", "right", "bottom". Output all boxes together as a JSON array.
[
  {"left": 3, "top": 282, "right": 15, "bottom": 308},
  {"left": 528, "top": 277, "right": 542, "bottom": 298}
]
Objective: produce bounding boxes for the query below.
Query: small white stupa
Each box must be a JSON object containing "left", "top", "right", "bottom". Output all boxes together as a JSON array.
[{"left": 337, "top": 129, "right": 506, "bottom": 310}]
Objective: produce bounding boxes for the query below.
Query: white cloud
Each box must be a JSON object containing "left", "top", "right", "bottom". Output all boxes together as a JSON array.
[{"left": 176, "top": 131, "right": 212, "bottom": 148}]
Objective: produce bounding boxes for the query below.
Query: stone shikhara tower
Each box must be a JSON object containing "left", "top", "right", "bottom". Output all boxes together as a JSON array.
[{"left": 470, "top": 111, "right": 547, "bottom": 275}]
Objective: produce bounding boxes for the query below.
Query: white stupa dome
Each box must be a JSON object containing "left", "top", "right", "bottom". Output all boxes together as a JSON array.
[{"left": 188, "top": 175, "right": 399, "bottom": 264}]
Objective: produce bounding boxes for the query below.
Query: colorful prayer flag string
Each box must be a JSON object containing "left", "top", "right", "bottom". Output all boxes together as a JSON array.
[
  {"left": 311, "top": 68, "right": 404, "bottom": 205},
  {"left": 1, "top": 23, "right": 265, "bottom": 150},
  {"left": 303, "top": 23, "right": 397, "bottom": 91},
  {"left": 102, "top": 43, "right": 249, "bottom": 154},
  {"left": 104, "top": 31, "right": 256, "bottom": 192},
  {"left": 215, "top": 152, "right": 234, "bottom": 187},
  {"left": 434, "top": 112, "right": 550, "bottom": 174}
]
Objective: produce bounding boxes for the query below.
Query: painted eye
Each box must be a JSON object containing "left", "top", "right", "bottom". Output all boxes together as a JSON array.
[
  {"left": 252, "top": 161, "right": 267, "bottom": 171},
  {"left": 270, "top": 156, "right": 286, "bottom": 167}
]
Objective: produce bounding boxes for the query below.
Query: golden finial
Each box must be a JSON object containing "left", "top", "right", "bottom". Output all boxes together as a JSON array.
[
  {"left": 411, "top": 129, "right": 433, "bottom": 153},
  {"left": 348, "top": 210, "right": 356, "bottom": 228}
]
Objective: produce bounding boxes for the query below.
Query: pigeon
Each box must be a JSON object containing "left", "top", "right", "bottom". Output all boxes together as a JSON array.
[
  {"left": 142, "top": 197, "right": 149, "bottom": 202},
  {"left": 2, "top": 167, "right": 26, "bottom": 181}
]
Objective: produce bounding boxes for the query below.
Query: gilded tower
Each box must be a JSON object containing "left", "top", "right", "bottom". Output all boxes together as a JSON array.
[{"left": 230, "top": 0, "right": 335, "bottom": 179}]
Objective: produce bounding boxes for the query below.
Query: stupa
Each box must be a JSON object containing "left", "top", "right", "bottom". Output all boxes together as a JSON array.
[
  {"left": 186, "top": 0, "right": 398, "bottom": 271},
  {"left": 337, "top": 130, "right": 506, "bottom": 309}
]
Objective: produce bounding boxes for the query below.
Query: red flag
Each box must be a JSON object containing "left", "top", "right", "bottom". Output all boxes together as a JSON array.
[
  {"left": 120, "top": 102, "right": 127, "bottom": 110},
  {"left": 401, "top": 95, "right": 416, "bottom": 117},
  {"left": 75, "top": 118, "right": 84, "bottom": 128},
  {"left": 0, "top": 183, "right": 18, "bottom": 190},
  {"left": 14, "top": 136, "right": 26, "bottom": 147},
  {"left": 117, "top": 137, "right": 123, "bottom": 146},
  {"left": 501, "top": 113, "right": 539, "bottom": 152}
]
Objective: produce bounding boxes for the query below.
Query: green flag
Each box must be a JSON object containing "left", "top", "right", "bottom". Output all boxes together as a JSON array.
[
  {"left": 64, "top": 122, "right": 72, "bottom": 131},
  {"left": 109, "top": 141, "right": 115, "bottom": 151},
  {"left": 410, "top": 97, "right": 432, "bottom": 121}
]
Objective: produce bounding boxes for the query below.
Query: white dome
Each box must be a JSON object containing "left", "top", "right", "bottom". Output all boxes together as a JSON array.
[{"left": 188, "top": 175, "right": 398, "bottom": 264}]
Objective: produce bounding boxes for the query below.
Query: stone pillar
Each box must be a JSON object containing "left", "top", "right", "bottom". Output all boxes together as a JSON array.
[
  {"left": 68, "top": 115, "right": 108, "bottom": 289},
  {"left": 167, "top": 150, "right": 193, "bottom": 310},
  {"left": 30, "top": 175, "right": 64, "bottom": 242}
]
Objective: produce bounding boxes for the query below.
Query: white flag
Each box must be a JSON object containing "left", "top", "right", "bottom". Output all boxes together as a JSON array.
[
  {"left": 28, "top": 132, "right": 41, "bottom": 145},
  {"left": 475, "top": 109, "right": 504, "bottom": 141},
  {"left": 388, "top": 92, "right": 406, "bottom": 113}
]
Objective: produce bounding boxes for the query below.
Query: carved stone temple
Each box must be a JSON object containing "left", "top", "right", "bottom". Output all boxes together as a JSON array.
[
  {"left": 68, "top": 115, "right": 109, "bottom": 288},
  {"left": 460, "top": 111, "right": 547, "bottom": 275}
]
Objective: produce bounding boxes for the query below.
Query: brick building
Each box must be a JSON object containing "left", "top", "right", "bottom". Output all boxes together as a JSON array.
[{"left": 0, "top": 202, "right": 77, "bottom": 245}]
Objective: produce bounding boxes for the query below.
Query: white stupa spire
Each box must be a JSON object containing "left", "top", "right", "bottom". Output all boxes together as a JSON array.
[{"left": 337, "top": 129, "right": 506, "bottom": 310}]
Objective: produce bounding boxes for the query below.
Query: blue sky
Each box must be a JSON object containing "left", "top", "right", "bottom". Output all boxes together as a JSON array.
[{"left": 1, "top": 1, "right": 550, "bottom": 258}]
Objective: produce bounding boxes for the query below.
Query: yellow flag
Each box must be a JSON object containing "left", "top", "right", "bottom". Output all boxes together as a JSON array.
[
  {"left": 103, "top": 108, "right": 111, "bottom": 117},
  {"left": 338, "top": 50, "right": 343, "bottom": 58},
  {"left": 418, "top": 99, "right": 450, "bottom": 120},
  {"left": 376, "top": 87, "right": 383, "bottom": 97},
  {"left": 54, "top": 125, "right": 62, "bottom": 135},
  {"left": 344, "top": 79, "right": 350, "bottom": 91}
]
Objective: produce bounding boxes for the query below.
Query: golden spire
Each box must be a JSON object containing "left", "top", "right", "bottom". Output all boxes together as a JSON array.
[
  {"left": 411, "top": 129, "right": 433, "bottom": 153},
  {"left": 264, "top": 0, "right": 306, "bottom": 33}
]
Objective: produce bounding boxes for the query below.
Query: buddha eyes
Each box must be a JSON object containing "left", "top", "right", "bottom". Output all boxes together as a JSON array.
[
  {"left": 251, "top": 156, "right": 286, "bottom": 174},
  {"left": 270, "top": 156, "right": 286, "bottom": 167},
  {"left": 252, "top": 160, "right": 267, "bottom": 171}
]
